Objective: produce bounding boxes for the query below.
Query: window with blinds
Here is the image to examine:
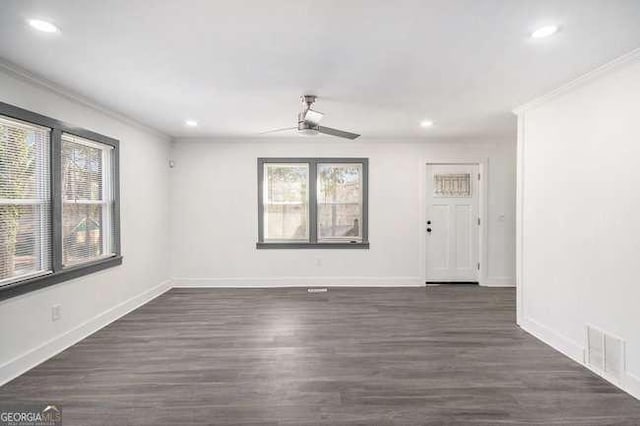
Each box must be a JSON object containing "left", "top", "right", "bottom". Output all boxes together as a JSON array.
[
  {"left": 61, "top": 134, "right": 115, "bottom": 266},
  {"left": 0, "top": 102, "right": 121, "bottom": 299},
  {"left": 0, "top": 116, "right": 51, "bottom": 284}
]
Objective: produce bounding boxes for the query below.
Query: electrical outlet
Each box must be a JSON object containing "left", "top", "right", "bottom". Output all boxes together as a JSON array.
[{"left": 51, "top": 304, "right": 61, "bottom": 322}]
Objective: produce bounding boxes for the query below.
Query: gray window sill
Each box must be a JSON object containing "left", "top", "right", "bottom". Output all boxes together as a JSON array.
[
  {"left": 256, "top": 242, "right": 370, "bottom": 249},
  {"left": 0, "top": 256, "right": 123, "bottom": 301}
]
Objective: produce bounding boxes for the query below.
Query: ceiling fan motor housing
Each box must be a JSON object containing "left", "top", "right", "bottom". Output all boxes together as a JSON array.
[{"left": 297, "top": 114, "right": 319, "bottom": 135}]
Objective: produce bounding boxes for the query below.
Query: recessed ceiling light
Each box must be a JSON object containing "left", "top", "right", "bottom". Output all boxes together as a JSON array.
[
  {"left": 420, "top": 120, "right": 434, "bottom": 128},
  {"left": 185, "top": 120, "right": 198, "bottom": 127},
  {"left": 27, "top": 19, "right": 59, "bottom": 33},
  {"left": 531, "top": 25, "right": 558, "bottom": 39}
]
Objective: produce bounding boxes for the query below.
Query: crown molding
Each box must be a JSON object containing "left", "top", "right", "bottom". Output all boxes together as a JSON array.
[
  {"left": 513, "top": 46, "right": 640, "bottom": 115},
  {"left": 0, "top": 59, "right": 170, "bottom": 140}
]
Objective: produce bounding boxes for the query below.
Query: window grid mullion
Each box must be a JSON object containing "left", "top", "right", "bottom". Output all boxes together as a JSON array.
[
  {"left": 51, "top": 128, "right": 63, "bottom": 273},
  {"left": 309, "top": 159, "right": 318, "bottom": 244}
]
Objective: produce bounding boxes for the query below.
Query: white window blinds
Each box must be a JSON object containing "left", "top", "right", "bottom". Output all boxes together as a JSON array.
[
  {"left": 0, "top": 116, "right": 51, "bottom": 284},
  {"left": 61, "top": 133, "right": 115, "bottom": 266}
]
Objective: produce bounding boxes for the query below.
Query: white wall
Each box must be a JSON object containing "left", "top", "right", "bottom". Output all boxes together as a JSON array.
[
  {"left": 516, "top": 51, "right": 640, "bottom": 398},
  {"left": 0, "top": 66, "right": 172, "bottom": 384},
  {"left": 170, "top": 138, "right": 516, "bottom": 287}
]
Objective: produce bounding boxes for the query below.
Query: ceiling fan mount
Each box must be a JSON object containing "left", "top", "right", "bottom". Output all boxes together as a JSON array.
[
  {"left": 301, "top": 94, "right": 317, "bottom": 108},
  {"left": 261, "top": 95, "right": 360, "bottom": 140}
]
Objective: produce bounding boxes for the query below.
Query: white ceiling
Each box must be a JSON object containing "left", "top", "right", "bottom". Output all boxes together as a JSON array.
[{"left": 1, "top": 0, "right": 639, "bottom": 140}]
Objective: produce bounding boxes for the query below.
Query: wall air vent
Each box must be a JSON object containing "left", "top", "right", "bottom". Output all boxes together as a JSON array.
[
  {"left": 587, "top": 326, "right": 604, "bottom": 371},
  {"left": 604, "top": 334, "right": 625, "bottom": 382},
  {"left": 586, "top": 325, "right": 625, "bottom": 383}
]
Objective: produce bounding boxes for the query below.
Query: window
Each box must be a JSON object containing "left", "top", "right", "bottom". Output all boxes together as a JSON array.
[
  {"left": 257, "top": 158, "right": 368, "bottom": 249},
  {"left": 317, "top": 163, "right": 363, "bottom": 243},
  {"left": 263, "top": 163, "right": 309, "bottom": 242},
  {"left": 0, "top": 117, "right": 51, "bottom": 284},
  {"left": 433, "top": 173, "right": 472, "bottom": 197},
  {"left": 61, "top": 134, "right": 116, "bottom": 266},
  {"left": 0, "top": 102, "right": 121, "bottom": 301}
]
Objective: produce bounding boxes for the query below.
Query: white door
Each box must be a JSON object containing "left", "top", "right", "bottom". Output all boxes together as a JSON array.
[{"left": 425, "top": 164, "right": 479, "bottom": 282}]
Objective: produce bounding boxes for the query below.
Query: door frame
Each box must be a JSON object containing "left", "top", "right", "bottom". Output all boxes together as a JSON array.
[{"left": 419, "top": 158, "right": 489, "bottom": 286}]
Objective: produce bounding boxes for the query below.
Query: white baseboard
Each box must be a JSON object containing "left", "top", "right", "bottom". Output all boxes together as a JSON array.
[
  {"left": 582, "top": 364, "right": 640, "bottom": 401},
  {"left": 624, "top": 372, "right": 640, "bottom": 400},
  {"left": 481, "top": 276, "right": 516, "bottom": 287},
  {"left": 521, "top": 316, "right": 640, "bottom": 401},
  {"left": 0, "top": 279, "right": 172, "bottom": 386},
  {"left": 520, "top": 316, "right": 585, "bottom": 363},
  {"left": 172, "top": 276, "right": 424, "bottom": 288}
]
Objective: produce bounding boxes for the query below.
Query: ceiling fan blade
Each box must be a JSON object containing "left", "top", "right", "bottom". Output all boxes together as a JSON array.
[
  {"left": 317, "top": 126, "right": 360, "bottom": 140},
  {"left": 258, "top": 126, "right": 297, "bottom": 135}
]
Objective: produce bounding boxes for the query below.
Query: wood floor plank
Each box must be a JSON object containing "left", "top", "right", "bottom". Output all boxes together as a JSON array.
[{"left": 1, "top": 286, "right": 639, "bottom": 425}]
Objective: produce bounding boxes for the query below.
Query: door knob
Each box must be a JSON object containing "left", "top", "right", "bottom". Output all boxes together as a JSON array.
[{"left": 427, "top": 227, "right": 432, "bottom": 233}]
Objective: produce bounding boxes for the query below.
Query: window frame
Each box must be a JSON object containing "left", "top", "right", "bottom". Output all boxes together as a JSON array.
[
  {"left": 257, "top": 157, "right": 369, "bottom": 249},
  {"left": 0, "top": 101, "right": 121, "bottom": 301}
]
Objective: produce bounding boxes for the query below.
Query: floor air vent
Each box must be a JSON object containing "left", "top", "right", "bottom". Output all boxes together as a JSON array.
[
  {"left": 307, "top": 288, "right": 328, "bottom": 293},
  {"left": 586, "top": 325, "right": 625, "bottom": 382}
]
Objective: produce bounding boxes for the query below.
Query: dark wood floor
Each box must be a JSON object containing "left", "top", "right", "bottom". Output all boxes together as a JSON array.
[{"left": 2, "top": 286, "right": 640, "bottom": 425}]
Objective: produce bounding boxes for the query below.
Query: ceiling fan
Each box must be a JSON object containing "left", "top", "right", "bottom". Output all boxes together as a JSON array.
[{"left": 261, "top": 95, "right": 360, "bottom": 140}]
